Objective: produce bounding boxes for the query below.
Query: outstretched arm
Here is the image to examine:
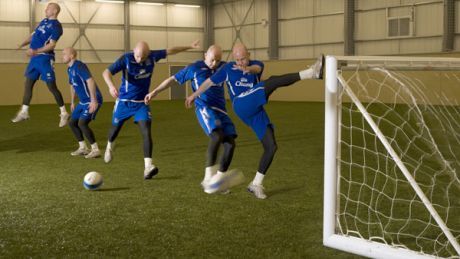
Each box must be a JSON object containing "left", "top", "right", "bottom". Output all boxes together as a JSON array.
[
  {"left": 167, "top": 40, "right": 200, "bottom": 55},
  {"left": 233, "top": 64, "right": 263, "bottom": 74},
  {"left": 18, "top": 34, "right": 33, "bottom": 49},
  {"left": 144, "top": 76, "right": 176, "bottom": 104},
  {"left": 185, "top": 78, "right": 214, "bottom": 108}
]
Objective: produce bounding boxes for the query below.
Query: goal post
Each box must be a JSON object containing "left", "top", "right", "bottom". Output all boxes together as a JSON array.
[{"left": 323, "top": 55, "right": 460, "bottom": 259}]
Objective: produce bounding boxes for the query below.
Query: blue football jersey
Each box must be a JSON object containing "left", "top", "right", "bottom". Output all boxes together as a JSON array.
[
  {"left": 68, "top": 60, "right": 103, "bottom": 104},
  {"left": 174, "top": 60, "right": 226, "bottom": 110},
  {"left": 30, "top": 18, "right": 63, "bottom": 57},
  {"left": 209, "top": 60, "right": 264, "bottom": 101},
  {"left": 108, "top": 50, "right": 167, "bottom": 100}
]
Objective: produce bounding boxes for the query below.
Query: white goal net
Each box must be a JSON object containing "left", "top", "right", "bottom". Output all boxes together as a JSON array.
[{"left": 323, "top": 56, "right": 460, "bottom": 259}]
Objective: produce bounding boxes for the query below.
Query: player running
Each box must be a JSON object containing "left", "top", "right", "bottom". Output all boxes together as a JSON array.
[
  {"left": 63, "top": 47, "right": 103, "bottom": 159},
  {"left": 12, "top": 3, "right": 69, "bottom": 127},
  {"left": 103, "top": 40, "right": 200, "bottom": 180},
  {"left": 145, "top": 45, "right": 237, "bottom": 193},
  {"left": 186, "top": 43, "right": 324, "bottom": 199}
]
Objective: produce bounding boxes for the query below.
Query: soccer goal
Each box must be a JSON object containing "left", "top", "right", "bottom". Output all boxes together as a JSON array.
[{"left": 323, "top": 55, "right": 460, "bottom": 259}]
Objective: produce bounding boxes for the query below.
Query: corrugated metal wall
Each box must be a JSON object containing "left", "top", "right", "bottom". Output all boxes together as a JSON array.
[
  {"left": 0, "top": 0, "right": 204, "bottom": 63},
  {"left": 0, "top": 0, "right": 458, "bottom": 63}
]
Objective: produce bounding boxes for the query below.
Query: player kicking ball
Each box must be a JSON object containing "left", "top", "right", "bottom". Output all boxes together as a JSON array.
[
  {"left": 103, "top": 40, "right": 200, "bottom": 180},
  {"left": 12, "top": 3, "right": 69, "bottom": 127},
  {"left": 186, "top": 43, "right": 324, "bottom": 199},
  {"left": 145, "top": 45, "right": 238, "bottom": 193},
  {"left": 63, "top": 47, "right": 103, "bottom": 159}
]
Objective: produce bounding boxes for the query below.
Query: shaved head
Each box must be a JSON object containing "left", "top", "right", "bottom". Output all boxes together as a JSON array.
[
  {"left": 45, "top": 3, "right": 61, "bottom": 18},
  {"left": 133, "top": 41, "right": 150, "bottom": 63},
  {"left": 204, "top": 45, "right": 222, "bottom": 69},
  {"left": 232, "top": 43, "right": 250, "bottom": 67},
  {"left": 62, "top": 47, "right": 77, "bottom": 65}
]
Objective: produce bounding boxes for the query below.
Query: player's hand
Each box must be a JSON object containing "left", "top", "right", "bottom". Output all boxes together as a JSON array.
[
  {"left": 70, "top": 103, "right": 75, "bottom": 112},
  {"left": 109, "top": 86, "right": 119, "bottom": 99},
  {"left": 190, "top": 40, "right": 200, "bottom": 49},
  {"left": 26, "top": 48, "right": 37, "bottom": 57},
  {"left": 144, "top": 91, "right": 157, "bottom": 104},
  {"left": 185, "top": 95, "right": 196, "bottom": 109},
  {"left": 89, "top": 101, "right": 98, "bottom": 114}
]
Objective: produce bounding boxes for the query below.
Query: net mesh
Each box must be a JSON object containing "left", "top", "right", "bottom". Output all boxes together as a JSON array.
[{"left": 336, "top": 65, "right": 460, "bottom": 258}]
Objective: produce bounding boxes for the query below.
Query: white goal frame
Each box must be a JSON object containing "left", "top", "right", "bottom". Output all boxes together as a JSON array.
[{"left": 323, "top": 55, "right": 460, "bottom": 259}]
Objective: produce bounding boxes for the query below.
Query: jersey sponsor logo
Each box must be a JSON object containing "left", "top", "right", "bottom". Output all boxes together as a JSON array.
[
  {"left": 235, "top": 77, "right": 253, "bottom": 88},
  {"left": 134, "top": 72, "right": 151, "bottom": 79}
]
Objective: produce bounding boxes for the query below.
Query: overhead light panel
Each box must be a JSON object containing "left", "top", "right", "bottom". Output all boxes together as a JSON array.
[
  {"left": 136, "top": 1, "right": 164, "bottom": 6},
  {"left": 95, "top": 0, "right": 124, "bottom": 4},
  {"left": 174, "top": 4, "right": 200, "bottom": 8}
]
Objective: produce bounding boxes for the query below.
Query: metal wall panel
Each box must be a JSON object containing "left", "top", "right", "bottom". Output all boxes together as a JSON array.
[
  {"left": 278, "top": 0, "right": 344, "bottom": 60},
  {"left": 279, "top": 19, "right": 313, "bottom": 46},
  {"left": 0, "top": 0, "right": 28, "bottom": 22},
  {"left": 167, "top": 5, "right": 204, "bottom": 28},
  {"left": 81, "top": 2, "right": 124, "bottom": 25},
  {"left": 279, "top": 44, "right": 342, "bottom": 60},
  {"left": 355, "top": 10, "right": 387, "bottom": 40},
  {"left": 0, "top": 25, "right": 29, "bottom": 49},
  {"left": 212, "top": 0, "right": 269, "bottom": 60},
  {"left": 130, "top": 30, "right": 168, "bottom": 50},
  {"left": 130, "top": 4, "right": 167, "bottom": 26},
  {"left": 314, "top": 15, "right": 343, "bottom": 43},
  {"left": 415, "top": 3, "right": 442, "bottom": 37},
  {"left": 214, "top": 28, "right": 235, "bottom": 50},
  {"left": 278, "top": 0, "right": 313, "bottom": 19}
]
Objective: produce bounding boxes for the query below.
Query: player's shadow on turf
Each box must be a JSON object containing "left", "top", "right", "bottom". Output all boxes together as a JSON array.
[
  {"left": 268, "top": 185, "right": 304, "bottom": 197},
  {"left": 98, "top": 187, "right": 130, "bottom": 192}
]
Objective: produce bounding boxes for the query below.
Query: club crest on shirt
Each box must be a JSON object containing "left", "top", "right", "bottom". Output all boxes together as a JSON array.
[{"left": 37, "top": 25, "right": 46, "bottom": 34}]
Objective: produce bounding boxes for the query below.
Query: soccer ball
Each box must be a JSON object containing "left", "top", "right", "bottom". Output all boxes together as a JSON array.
[{"left": 83, "top": 171, "right": 103, "bottom": 191}]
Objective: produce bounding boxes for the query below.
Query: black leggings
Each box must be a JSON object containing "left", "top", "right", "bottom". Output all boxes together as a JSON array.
[
  {"left": 258, "top": 126, "right": 278, "bottom": 174},
  {"left": 23, "top": 78, "right": 64, "bottom": 107},
  {"left": 107, "top": 120, "right": 153, "bottom": 158},
  {"left": 206, "top": 129, "right": 236, "bottom": 172},
  {"left": 263, "top": 73, "right": 301, "bottom": 100},
  {"left": 69, "top": 118, "right": 96, "bottom": 144}
]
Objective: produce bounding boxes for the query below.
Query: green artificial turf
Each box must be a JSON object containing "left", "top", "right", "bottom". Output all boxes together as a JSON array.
[{"left": 0, "top": 101, "right": 358, "bottom": 258}]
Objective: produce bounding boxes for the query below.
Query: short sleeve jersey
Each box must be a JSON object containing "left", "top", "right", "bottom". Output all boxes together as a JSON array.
[
  {"left": 108, "top": 50, "right": 167, "bottom": 100},
  {"left": 30, "top": 18, "right": 63, "bottom": 57},
  {"left": 68, "top": 60, "right": 103, "bottom": 104},
  {"left": 209, "top": 60, "right": 264, "bottom": 101},
  {"left": 174, "top": 60, "right": 226, "bottom": 110}
]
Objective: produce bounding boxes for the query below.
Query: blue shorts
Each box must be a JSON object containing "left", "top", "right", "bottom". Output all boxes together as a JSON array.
[
  {"left": 24, "top": 55, "right": 56, "bottom": 82},
  {"left": 195, "top": 105, "right": 237, "bottom": 137},
  {"left": 71, "top": 103, "right": 101, "bottom": 121},
  {"left": 112, "top": 100, "right": 151, "bottom": 126},
  {"left": 232, "top": 84, "right": 272, "bottom": 140}
]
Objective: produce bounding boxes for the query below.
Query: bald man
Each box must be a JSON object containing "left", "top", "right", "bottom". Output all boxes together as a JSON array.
[
  {"left": 12, "top": 3, "right": 69, "bottom": 127},
  {"left": 145, "top": 45, "right": 237, "bottom": 193},
  {"left": 186, "top": 43, "right": 324, "bottom": 199},
  {"left": 63, "top": 47, "right": 103, "bottom": 159},
  {"left": 103, "top": 40, "right": 200, "bottom": 179}
]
